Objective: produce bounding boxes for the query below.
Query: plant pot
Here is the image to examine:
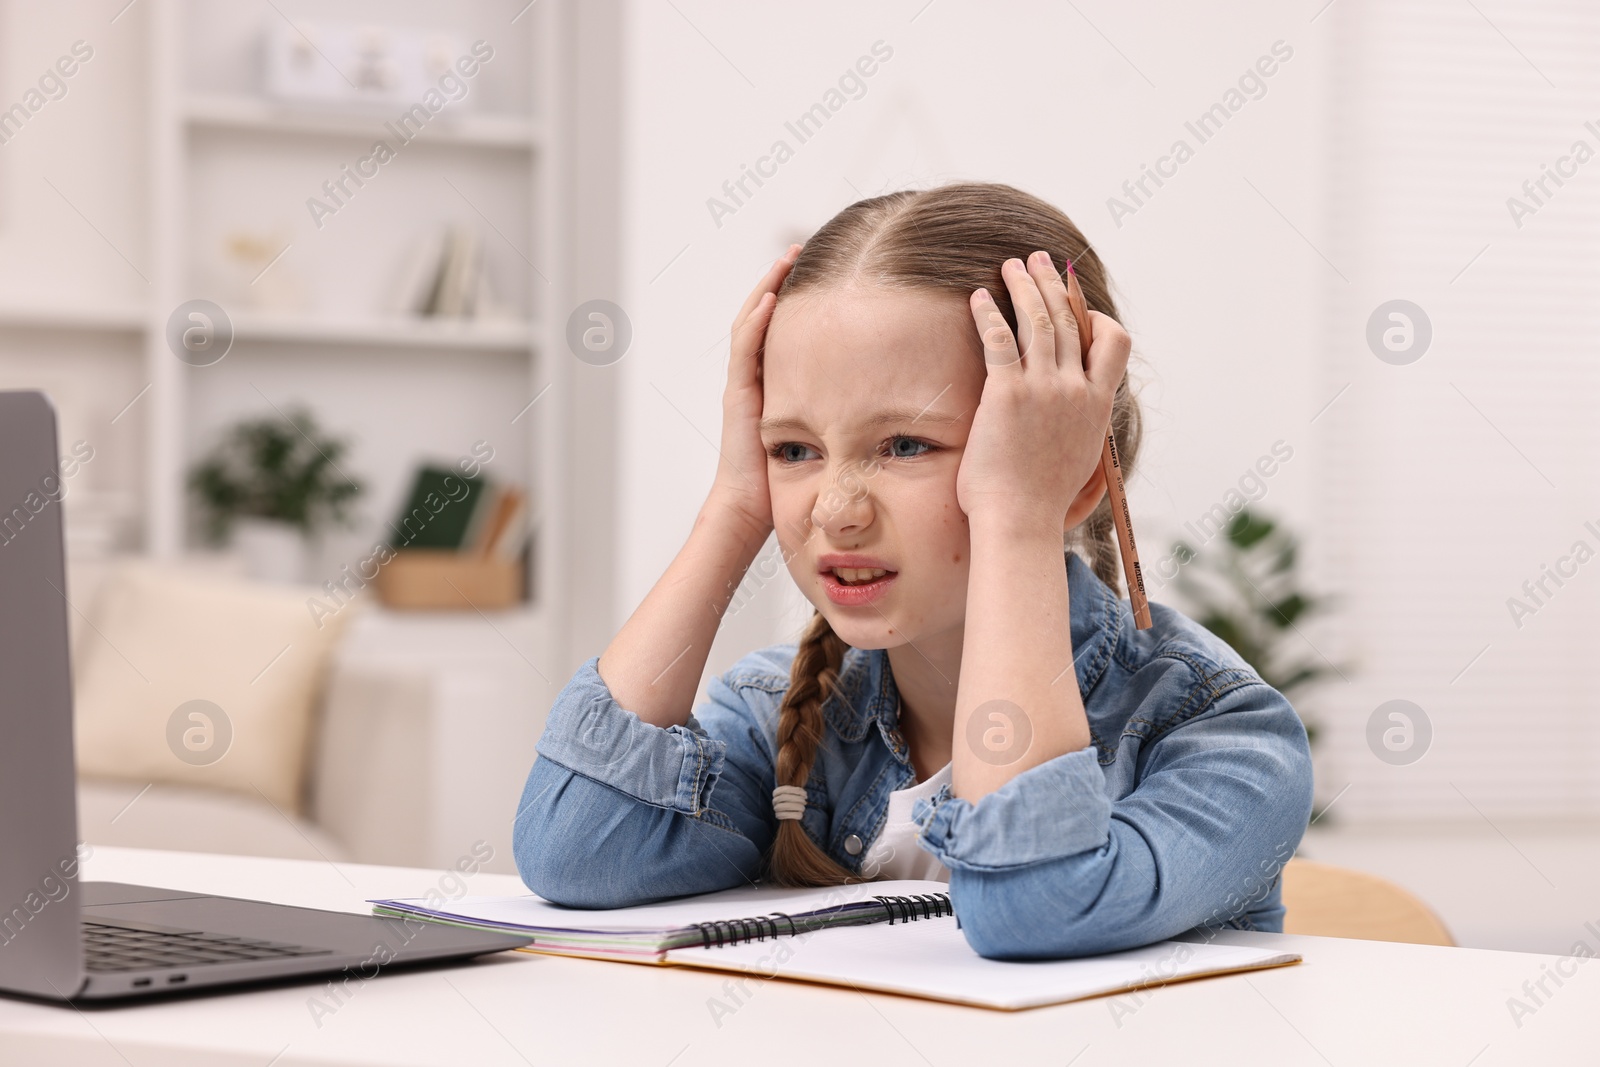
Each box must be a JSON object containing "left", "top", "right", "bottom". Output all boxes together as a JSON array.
[{"left": 233, "top": 517, "right": 309, "bottom": 585}]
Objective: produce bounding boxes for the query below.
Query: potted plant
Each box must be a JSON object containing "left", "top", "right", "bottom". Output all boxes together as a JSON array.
[
  {"left": 1167, "top": 508, "right": 1346, "bottom": 750},
  {"left": 189, "top": 408, "right": 364, "bottom": 583}
]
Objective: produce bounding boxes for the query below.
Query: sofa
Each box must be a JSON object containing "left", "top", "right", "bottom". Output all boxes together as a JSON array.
[{"left": 68, "top": 555, "right": 441, "bottom": 868}]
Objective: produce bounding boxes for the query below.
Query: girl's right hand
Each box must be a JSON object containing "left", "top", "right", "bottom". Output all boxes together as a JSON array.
[{"left": 710, "top": 243, "right": 802, "bottom": 541}]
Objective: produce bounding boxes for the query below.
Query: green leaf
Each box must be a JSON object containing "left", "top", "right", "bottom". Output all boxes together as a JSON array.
[
  {"left": 1161, "top": 506, "right": 1347, "bottom": 758},
  {"left": 1267, "top": 592, "right": 1310, "bottom": 628},
  {"left": 1227, "top": 510, "right": 1275, "bottom": 550}
]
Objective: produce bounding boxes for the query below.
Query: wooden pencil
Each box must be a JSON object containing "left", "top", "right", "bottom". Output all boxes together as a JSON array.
[{"left": 1065, "top": 261, "right": 1153, "bottom": 629}]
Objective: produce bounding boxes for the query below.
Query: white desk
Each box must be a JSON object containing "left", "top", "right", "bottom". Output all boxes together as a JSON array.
[{"left": 0, "top": 847, "right": 1591, "bottom": 1066}]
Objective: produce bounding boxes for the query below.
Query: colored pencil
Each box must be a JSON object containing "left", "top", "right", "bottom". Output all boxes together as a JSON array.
[{"left": 1065, "top": 261, "right": 1152, "bottom": 629}]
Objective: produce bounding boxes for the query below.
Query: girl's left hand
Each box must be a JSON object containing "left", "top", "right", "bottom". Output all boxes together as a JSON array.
[{"left": 955, "top": 251, "right": 1131, "bottom": 530}]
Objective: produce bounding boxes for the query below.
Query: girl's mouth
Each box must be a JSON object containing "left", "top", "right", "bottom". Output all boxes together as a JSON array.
[{"left": 820, "top": 568, "right": 898, "bottom": 606}]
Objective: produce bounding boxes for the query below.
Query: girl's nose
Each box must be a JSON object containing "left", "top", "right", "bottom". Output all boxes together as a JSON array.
[{"left": 811, "top": 465, "right": 875, "bottom": 534}]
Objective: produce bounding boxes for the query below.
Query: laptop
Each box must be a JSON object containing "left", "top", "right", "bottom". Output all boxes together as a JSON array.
[{"left": 0, "top": 390, "right": 532, "bottom": 1002}]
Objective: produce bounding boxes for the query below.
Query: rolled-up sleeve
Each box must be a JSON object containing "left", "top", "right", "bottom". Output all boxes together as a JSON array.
[
  {"left": 912, "top": 746, "right": 1113, "bottom": 867},
  {"left": 912, "top": 665, "right": 1313, "bottom": 960},
  {"left": 532, "top": 655, "right": 729, "bottom": 814},
  {"left": 512, "top": 655, "right": 782, "bottom": 909}
]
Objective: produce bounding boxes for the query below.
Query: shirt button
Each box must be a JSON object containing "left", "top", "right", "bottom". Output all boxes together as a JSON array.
[{"left": 843, "top": 834, "right": 863, "bottom": 856}]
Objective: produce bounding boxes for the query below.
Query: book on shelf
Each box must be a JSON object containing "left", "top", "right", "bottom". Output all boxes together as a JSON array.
[
  {"left": 390, "top": 464, "right": 524, "bottom": 558},
  {"left": 467, "top": 482, "right": 526, "bottom": 561},
  {"left": 427, "top": 226, "right": 480, "bottom": 318},
  {"left": 391, "top": 465, "right": 484, "bottom": 550},
  {"left": 386, "top": 229, "right": 449, "bottom": 317},
  {"left": 388, "top": 224, "right": 508, "bottom": 321}
]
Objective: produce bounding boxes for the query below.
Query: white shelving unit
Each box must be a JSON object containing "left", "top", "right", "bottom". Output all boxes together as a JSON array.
[
  {"left": 156, "top": 5, "right": 573, "bottom": 860},
  {"left": 0, "top": 0, "right": 584, "bottom": 868},
  {"left": 0, "top": 9, "right": 574, "bottom": 619},
  {"left": 130, "top": 1, "right": 572, "bottom": 673}
]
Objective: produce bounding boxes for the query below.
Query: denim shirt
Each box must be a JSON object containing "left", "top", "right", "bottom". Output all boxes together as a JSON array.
[{"left": 513, "top": 551, "right": 1314, "bottom": 960}]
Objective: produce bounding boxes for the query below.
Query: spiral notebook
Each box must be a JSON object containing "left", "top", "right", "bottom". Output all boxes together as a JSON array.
[
  {"left": 370, "top": 880, "right": 1301, "bottom": 1010},
  {"left": 369, "top": 879, "right": 953, "bottom": 961}
]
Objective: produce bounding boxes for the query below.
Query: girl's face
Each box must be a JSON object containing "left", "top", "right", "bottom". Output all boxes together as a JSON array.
[{"left": 760, "top": 286, "right": 986, "bottom": 650}]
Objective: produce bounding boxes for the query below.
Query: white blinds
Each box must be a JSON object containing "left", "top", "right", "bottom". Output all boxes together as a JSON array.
[{"left": 1317, "top": 0, "right": 1600, "bottom": 820}]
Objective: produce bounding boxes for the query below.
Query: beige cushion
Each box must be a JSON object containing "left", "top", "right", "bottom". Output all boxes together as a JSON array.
[{"left": 72, "top": 560, "right": 357, "bottom": 814}]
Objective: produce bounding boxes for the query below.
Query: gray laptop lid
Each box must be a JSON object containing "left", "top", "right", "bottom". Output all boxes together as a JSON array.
[{"left": 0, "top": 391, "right": 85, "bottom": 998}]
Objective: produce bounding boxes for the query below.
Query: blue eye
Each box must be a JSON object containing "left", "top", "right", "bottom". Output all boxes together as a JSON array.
[
  {"left": 767, "top": 442, "right": 818, "bottom": 463},
  {"left": 887, "top": 436, "right": 933, "bottom": 458},
  {"left": 766, "top": 437, "right": 936, "bottom": 464}
]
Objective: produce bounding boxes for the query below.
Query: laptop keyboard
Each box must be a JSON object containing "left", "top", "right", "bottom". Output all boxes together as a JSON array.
[{"left": 83, "top": 921, "right": 333, "bottom": 972}]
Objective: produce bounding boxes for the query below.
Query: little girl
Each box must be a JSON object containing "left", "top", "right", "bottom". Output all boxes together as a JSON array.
[{"left": 513, "top": 182, "right": 1314, "bottom": 960}]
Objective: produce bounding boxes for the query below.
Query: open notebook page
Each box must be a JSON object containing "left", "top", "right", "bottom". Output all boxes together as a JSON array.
[{"left": 661, "top": 915, "right": 1301, "bottom": 1011}]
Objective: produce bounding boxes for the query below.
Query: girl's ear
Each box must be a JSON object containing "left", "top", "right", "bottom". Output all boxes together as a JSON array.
[{"left": 1063, "top": 464, "right": 1107, "bottom": 532}]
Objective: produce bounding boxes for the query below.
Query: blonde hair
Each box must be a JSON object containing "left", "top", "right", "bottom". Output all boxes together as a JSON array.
[{"left": 761, "top": 182, "right": 1144, "bottom": 887}]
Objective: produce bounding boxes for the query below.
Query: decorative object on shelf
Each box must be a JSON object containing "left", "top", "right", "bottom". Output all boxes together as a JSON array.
[
  {"left": 374, "top": 462, "right": 526, "bottom": 609},
  {"left": 189, "top": 408, "right": 364, "bottom": 584},
  {"left": 1166, "top": 508, "right": 1346, "bottom": 749},
  {"left": 263, "top": 23, "right": 466, "bottom": 111},
  {"left": 221, "top": 227, "right": 305, "bottom": 313}
]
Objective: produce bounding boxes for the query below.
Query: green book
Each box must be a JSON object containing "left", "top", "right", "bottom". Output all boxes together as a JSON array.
[{"left": 390, "top": 465, "right": 486, "bottom": 550}]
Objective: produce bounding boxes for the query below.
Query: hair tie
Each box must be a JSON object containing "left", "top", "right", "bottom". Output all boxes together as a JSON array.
[{"left": 771, "top": 785, "right": 808, "bottom": 821}]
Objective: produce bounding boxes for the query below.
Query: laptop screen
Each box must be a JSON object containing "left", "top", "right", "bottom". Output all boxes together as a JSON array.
[{"left": 0, "top": 391, "right": 87, "bottom": 998}]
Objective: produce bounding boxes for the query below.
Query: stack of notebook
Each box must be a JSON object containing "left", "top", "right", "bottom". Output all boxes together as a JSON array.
[{"left": 370, "top": 879, "right": 1300, "bottom": 1011}]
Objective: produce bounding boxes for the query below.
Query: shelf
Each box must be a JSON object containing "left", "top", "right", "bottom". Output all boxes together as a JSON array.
[
  {"left": 0, "top": 302, "right": 145, "bottom": 333},
  {"left": 185, "top": 94, "right": 540, "bottom": 150},
  {"left": 0, "top": 308, "right": 539, "bottom": 352},
  {"left": 228, "top": 313, "right": 537, "bottom": 351},
  {"left": 338, "top": 600, "right": 544, "bottom": 667}
]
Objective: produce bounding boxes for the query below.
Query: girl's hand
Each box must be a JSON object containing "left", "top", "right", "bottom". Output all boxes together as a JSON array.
[
  {"left": 709, "top": 243, "right": 802, "bottom": 541},
  {"left": 955, "top": 251, "right": 1131, "bottom": 531}
]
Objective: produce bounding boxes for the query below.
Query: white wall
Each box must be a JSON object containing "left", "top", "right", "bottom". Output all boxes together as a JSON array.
[
  {"left": 1313, "top": 0, "right": 1600, "bottom": 821},
  {"left": 616, "top": 0, "right": 1326, "bottom": 715}
]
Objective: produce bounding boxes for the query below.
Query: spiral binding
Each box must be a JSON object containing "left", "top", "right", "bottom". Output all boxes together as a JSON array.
[
  {"left": 690, "top": 911, "right": 799, "bottom": 949},
  {"left": 688, "top": 892, "right": 953, "bottom": 948},
  {"left": 871, "top": 893, "right": 953, "bottom": 924}
]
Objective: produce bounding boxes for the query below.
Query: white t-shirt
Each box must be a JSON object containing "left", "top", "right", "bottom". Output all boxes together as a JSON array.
[{"left": 859, "top": 762, "right": 952, "bottom": 882}]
